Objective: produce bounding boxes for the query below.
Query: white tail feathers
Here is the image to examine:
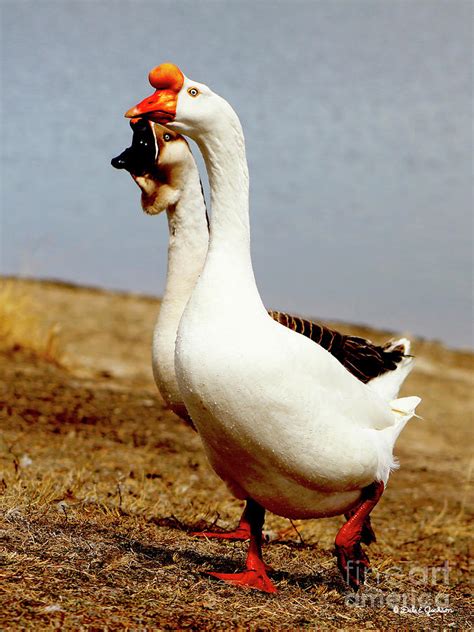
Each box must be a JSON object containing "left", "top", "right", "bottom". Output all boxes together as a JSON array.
[
  {"left": 386, "top": 337, "right": 411, "bottom": 355},
  {"left": 389, "top": 395, "right": 422, "bottom": 441},
  {"left": 368, "top": 338, "right": 415, "bottom": 401},
  {"left": 377, "top": 395, "right": 421, "bottom": 483},
  {"left": 391, "top": 395, "right": 421, "bottom": 417}
]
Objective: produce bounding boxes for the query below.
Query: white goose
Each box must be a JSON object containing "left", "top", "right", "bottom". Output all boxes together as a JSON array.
[
  {"left": 126, "top": 70, "right": 420, "bottom": 593},
  {"left": 112, "top": 118, "right": 415, "bottom": 548}
]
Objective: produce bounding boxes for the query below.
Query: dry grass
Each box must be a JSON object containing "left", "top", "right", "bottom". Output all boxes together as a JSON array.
[
  {"left": 0, "top": 280, "right": 62, "bottom": 364},
  {"left": 0, "top": 279, "right": 472, "bottom": 630}
]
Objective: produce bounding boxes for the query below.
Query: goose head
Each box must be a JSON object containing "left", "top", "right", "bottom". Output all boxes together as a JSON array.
[
  {"left": 111, "top": 118, "right": 190, "bottom": 214},
  {"left": 125, "top": 62, "right": 234, "bottom": 140}
]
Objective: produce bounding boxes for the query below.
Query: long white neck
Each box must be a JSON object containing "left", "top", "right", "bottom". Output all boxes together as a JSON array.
[
  {"left": 152, "top": 153, "right": 209, "bottom": 408},
  {"left": 193, "top": 103, "right": 265, "bottom": 314}
]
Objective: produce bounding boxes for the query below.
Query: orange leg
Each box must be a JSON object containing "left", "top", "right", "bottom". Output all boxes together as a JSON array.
[
  {"left": 335, "top": 481, "right": 384, "bottom": 591},
  {"left": 344, "top": 511, "right": 376, "bottom": 546},
  {"left": 208, "top": 499, "right": 276, "bottom": 593},
  {"left": 192, "top": 502, "right": 252, "bottom": 541}
]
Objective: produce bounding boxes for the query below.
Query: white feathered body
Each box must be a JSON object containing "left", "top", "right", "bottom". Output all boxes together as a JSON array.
[
  {"left": 171, "top": 87, "right": 420, "bottom": 521},
  {"left": 175, "top": 248, "right": 417, "bottom": 520},
  {"left": 122, "top": 75, "right": 421, "bottom": 522}
]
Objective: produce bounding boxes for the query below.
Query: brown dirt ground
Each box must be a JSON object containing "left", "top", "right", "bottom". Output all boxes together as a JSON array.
[{"left": 0, "top": 278, "right": 472, "bottom": 630}]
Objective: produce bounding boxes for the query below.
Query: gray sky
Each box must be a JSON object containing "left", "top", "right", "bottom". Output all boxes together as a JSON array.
[{"left": 1, "top": 0, "right": 472, "bottom": 347}]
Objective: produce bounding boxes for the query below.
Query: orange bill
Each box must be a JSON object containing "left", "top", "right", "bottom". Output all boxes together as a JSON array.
[{"left": 125, "top": 62, "right": 184, "bottom": 124}]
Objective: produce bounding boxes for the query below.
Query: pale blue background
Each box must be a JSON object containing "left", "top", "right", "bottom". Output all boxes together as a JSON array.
[{"left": 1, "top": 0, "right": 472, "bottom": 347}]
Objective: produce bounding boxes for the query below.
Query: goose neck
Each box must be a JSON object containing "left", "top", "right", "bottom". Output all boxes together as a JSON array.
[
  {"left": 197, "top": 118, "right": 250, "bottom": 258},
  {"left": 162, "top": 160, "right": 208, "bottom": 306}
]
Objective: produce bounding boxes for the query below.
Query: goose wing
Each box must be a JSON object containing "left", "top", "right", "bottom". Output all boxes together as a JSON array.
[{"left": 268, "top": 310, "right": 407, "bottom": 383}]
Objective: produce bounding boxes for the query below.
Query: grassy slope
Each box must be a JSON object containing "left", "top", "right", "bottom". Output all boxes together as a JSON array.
[{"left": 0, "top": 279, "right": 472, "bottom": 630}]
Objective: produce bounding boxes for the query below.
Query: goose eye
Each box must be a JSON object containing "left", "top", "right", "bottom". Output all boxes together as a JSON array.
[
  {"left": 187, "top": 87, "right": 199, "bottom": 97},
  {"left": 163, "top": 133, "right": 171, "bottom": 142}
]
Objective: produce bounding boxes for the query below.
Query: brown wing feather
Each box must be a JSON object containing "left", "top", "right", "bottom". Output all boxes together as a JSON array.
[{"left": 268, "top": 310, "right": 406, "bottom": 383}]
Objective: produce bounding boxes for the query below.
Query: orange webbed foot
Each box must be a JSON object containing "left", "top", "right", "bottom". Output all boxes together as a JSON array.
[
  {"left": 335, "top": 481, "right": 384, "bottom": 590},
  {"left": 208, "top": 569, "right": 277, "bottom": 593},
  {"left": 191, "top": 525, "right": 251, "bottom": 541},
  {"left": 335, "top": 542, "right": 370, "bottom": 591}
]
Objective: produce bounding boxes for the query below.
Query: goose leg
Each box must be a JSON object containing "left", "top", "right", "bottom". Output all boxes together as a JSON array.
[
  {"left": 208, "top": 498, "right": 277, "bottom": 593},
  {"left": 335, "top": 481, "right": 384, "bottom": 591},
  {"left": 344, "top": 511, "right": 376, "bottom": 546},
  {"left": 192, "top": 502, "right": 252, "bottom": 540}
]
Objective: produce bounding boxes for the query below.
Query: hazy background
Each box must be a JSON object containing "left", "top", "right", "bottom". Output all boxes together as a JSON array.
[{"left": 1, "top": 0, "right": 472, "bottom": 348}]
